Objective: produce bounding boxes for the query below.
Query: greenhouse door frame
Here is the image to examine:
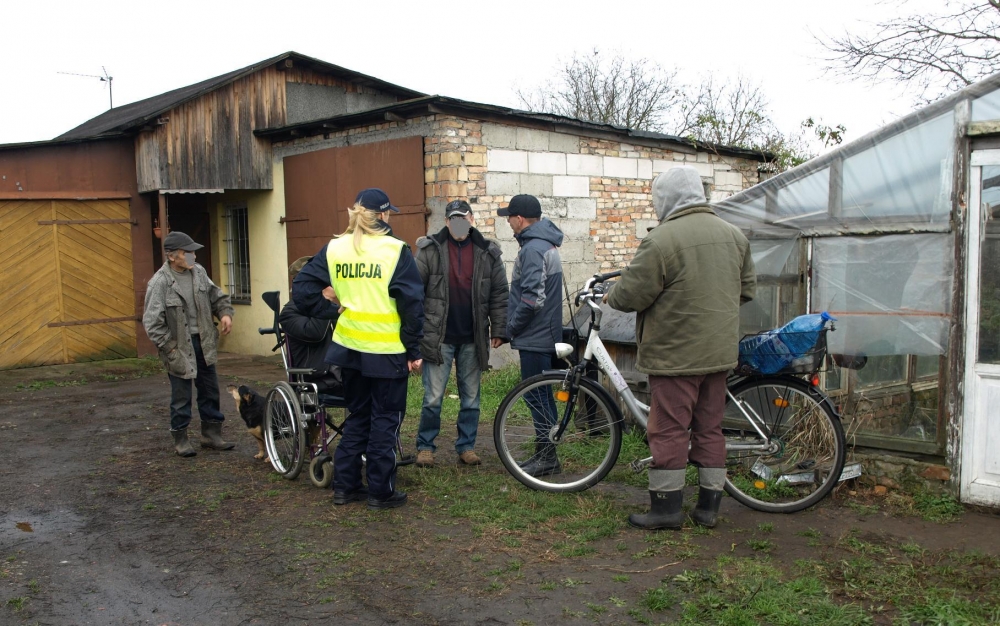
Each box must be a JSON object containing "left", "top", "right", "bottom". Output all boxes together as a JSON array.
[{"left": 961, "top": 149, "right": 1000, "bottom": 507}]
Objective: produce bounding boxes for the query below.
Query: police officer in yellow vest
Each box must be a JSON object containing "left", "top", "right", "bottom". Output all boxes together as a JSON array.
[{"left": 293, "top": 189, "right": 425, "bottom": 509}]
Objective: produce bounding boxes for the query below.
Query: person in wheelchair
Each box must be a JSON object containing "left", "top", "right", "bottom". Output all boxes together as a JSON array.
[{"left": 280, "top": 256, "right": 344, "bottom": 402}]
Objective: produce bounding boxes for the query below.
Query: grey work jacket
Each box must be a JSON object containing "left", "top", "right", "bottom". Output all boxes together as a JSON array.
[{"left": 142, "top": 262, "right": 235, "bottom": 379}]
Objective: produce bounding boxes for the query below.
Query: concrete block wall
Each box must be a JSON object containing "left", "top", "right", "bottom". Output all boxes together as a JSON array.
[
  {"left": 475, "top": 122, "right": 762, "bottom": 289},
  {"left": 278, "top": 114, "right": 762, "bottom": 322}
]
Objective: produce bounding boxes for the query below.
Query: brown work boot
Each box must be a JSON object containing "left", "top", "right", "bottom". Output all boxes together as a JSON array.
[
  {"left": 415, "top": 450, "right": 434, "bottom": 467},
  {"left": 458, "top": 450, "right": 482, "bottom": 466}
]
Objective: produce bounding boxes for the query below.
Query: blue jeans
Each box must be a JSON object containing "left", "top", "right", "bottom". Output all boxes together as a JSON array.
[
  {"left": 417, "top": 343, "right": 482, "bottom": 453},
  {"left": 167, "top": 334, "right": 225, "bottom": 431},
  {"left": 519, "top": 351, "right": 557, "bottom": 443}
]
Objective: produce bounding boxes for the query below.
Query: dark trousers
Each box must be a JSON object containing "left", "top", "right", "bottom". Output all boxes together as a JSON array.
[
  {"left": 647, "top": 372, "right": 728, "bottom": 469},
  {"left": 333, "top": 368, "right": 407, "bottom": 499},
  {"left": 167, "top": 335, "right": 225, "bottom": 431},
  {"left": 519, "top": 351, "right": 557, "bottom": 443}
]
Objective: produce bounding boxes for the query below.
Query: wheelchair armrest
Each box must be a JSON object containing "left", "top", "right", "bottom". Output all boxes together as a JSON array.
[{"left": 286, "top": 368, "right": 315, "bottom": 375}]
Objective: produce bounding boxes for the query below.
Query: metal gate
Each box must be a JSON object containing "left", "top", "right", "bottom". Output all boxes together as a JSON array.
[
  {"left": 282, "top": 136, "right": 426, "bottom": 263},
  {"left": 0, "top": 199, "right": 137, "bottom": 369}
]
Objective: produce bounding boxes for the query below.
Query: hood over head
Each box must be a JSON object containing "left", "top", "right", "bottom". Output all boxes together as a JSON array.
[
  {"left": 516, "top": 218, "right": 564, "bottom": 247},
  {"left": 653, "top": 166, "right": 707, "bottom": 221}
]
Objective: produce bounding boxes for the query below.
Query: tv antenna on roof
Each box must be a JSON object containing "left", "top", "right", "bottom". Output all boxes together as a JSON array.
[{"left": 57, "top": 67, "right": 114, "bottom": 109}]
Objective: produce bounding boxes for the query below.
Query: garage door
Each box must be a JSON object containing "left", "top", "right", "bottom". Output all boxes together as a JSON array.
[
  {"left": 0, "top": 199, "right": 136, "bottom": 369},
  {"left": 283, "top": 136, "right": 426, "bottom": 263}
]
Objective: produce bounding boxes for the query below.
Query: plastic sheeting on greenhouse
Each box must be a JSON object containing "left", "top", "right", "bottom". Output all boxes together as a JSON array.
[
  {"left": 811, "top": 234, "right": 954, "bottom": 356},
  {"left": 702, "top": 74, "right": 1000, "bottom": 360}
]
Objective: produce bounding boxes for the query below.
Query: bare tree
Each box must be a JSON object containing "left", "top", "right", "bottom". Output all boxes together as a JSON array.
[
  {"left": 515, "top": 49, "right": 682, "bottom": 131},
  {"left": 818, "top": 0, "right": 1000, "bottom": 102},
  {"left": 673, "top": 74, "right": 777, "bottom": 148}
]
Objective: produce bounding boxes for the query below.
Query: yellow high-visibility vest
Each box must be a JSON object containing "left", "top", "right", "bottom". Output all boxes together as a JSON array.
[{"left": 326, "top": 233, "right": 406, "bottom": 354}]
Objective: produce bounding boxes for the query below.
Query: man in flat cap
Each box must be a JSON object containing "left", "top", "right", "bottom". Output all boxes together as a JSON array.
[{"left": 143, "top": 231, "right": 235, "bottom": 457}]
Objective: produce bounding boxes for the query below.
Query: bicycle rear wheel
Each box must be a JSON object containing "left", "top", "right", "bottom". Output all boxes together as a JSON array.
[
  {"left": 264, "top": 382, "right": 307, "bottom": 480},
  {"left": 494, "top": 373, "right": 623, "bottom": 493},
  {"left": 723, "top": 376, "right": 846, "bottom": 513}
]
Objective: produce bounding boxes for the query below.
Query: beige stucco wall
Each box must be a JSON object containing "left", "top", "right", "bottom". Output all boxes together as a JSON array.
[{"left": 214, "top": 159, "right": 290, "bottom": 356}]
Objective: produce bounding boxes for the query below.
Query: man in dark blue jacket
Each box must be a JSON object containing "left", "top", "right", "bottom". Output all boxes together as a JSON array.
[{"left": 498, "top": 194, "right": 565, "bottom": 477}]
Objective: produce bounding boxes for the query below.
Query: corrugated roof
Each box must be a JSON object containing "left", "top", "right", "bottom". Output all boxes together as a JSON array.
[
  {"left": 257, "top": 95, "right": 775, "bottom": 162},
  {"left": 55, "top": 51, "right": 424, "bottom": 141}
]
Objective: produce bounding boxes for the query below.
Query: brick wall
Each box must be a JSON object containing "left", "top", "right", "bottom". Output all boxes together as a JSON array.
[{"left": 277, "top": 114, "right": 763, "bottom": 293}]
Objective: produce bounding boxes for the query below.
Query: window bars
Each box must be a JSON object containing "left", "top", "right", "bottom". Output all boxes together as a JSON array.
[{"left": 223, "top": 204, "right": 251, "bottom": 304}]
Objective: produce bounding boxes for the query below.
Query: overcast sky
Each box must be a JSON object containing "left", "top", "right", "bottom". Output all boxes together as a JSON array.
[{"left": 0, "top": 0, "right": 939, "bottom": 148}]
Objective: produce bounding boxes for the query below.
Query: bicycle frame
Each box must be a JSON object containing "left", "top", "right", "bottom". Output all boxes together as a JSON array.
[{"left": 564, "top": 275, "right": 778, "bottom": 471}]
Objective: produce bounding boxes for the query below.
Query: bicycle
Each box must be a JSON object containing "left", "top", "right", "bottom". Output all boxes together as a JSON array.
[{"left": 492, "top": 271, "right": 847, "bottom": 514}]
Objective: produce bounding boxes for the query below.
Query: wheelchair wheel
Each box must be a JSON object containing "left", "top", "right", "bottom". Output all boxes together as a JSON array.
[
  {"left": 309, "top": 454, "right": 334, "bottom": 488},
  {"left": 264, "top": 382, "right": 306, "bottom": 480}
]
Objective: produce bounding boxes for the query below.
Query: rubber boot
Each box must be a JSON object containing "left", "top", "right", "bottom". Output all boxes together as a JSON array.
[
  {"left": 691, "top": 488, "right": 723, "bottom": 528},
  {"left": 201, "top": 421, "right": 235, "bottom": 450},
  {"left": 692, "top": 467, "right": 726, "bottom": 528},
  {"left": 628, "top": 490, "right": 685, "bottom": 530},
  {"left": 519, "top": 443, "right": 561, "bottom": 477},
  {"left": 171, "top": 429, "right": 197, "bottom": 457}
]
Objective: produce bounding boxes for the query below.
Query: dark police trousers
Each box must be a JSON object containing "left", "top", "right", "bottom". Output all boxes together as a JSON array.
[{"left": 333, "top": 368, "right": 407, "bottom": 499}]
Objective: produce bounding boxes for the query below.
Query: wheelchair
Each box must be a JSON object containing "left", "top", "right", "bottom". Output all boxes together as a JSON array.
[{"left": 257, "top": 291, "right": 414, "bottom": 488}]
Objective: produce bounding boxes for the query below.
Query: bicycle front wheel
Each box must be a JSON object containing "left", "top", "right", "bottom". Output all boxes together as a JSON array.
[
  {"left": 723, "top": 376, "right": 846, "bottom": 513},
  {"left": 494, "top": 373, "right": 623, "bottom": 493},
  {"left": 264, "top": 382, "right": 307, "bottom": 480}
]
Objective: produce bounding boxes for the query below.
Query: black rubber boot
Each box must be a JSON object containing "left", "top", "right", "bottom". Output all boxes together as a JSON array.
[
  {"left": 628, "top": 490, "right": 685, "bottom": 530},
  {"left": 333, "top": 487, "right": 369, "bottom": 506},
  {"left": 519, "top": 444, "right": 562, "bottom": 477},
  {"left": 691, "top": 487, "right": 723, "bottom": 528},
  {"left": 201, "top": 421, "right": 235, "bottom": 450},
  {"left": 171, "top": 429, "right": 197, "bottom": 457}
]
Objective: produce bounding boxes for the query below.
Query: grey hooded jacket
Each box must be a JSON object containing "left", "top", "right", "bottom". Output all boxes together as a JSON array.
[
  {"left": 507, "top": 218, "right": 564, "bottom": 353},
  {"left": 607, "top": 167, "right": 755, "bottom": 375},
  {"left": 142, "top": 262, "right": 235, "bottom": 379},
  {"left": 415, "top": 227, "right": 509, "bottom": 368}
]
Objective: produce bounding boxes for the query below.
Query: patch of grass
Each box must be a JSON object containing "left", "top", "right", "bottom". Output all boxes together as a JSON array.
[
  {"left": 27, "top": 580, "right": 39, "bottom": 593},
  {"left": 746, "top": 539, "right": 774, "bottom": 553},
  {"left": 671, "top": 557, "right": 873, "bottom": 626},
  {"left": 612, "top": 574, "right": 630, "bottom": 583},
  {"left": 640, "top": 586, "right": 677, "bottom": 612},
  {"left": 585, "top": 601, "right": 606, "bottom": 614},
  {"left": 757, "top": 522, "right": 774, "bottom": 533},
  {"left": 609, "top": 596, "right": 627, "bottom": 607},
  {"left": 898, "top": 592, "right": 1000, "bottom": 624},
  {"left": 539, "top": 581, "right": 556, "bottom": 591},
  {"left": 912, "top": 490, "right": 964, "bottom": 523},
  {"left": 797, "top": 527, "right": 822, "bottom": 538},
  {"left": 5, "top": 596, "right": 28, "bottom": 612}
]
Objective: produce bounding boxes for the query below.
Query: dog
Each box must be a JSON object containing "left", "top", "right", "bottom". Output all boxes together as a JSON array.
[{"left": 228, "top": 384, "right": 268, "bottom": 461}]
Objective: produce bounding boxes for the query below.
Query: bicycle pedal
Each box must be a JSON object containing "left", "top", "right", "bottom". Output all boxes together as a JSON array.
[{"left": 629, "top": 459, "right": 652, "bottom": 473}]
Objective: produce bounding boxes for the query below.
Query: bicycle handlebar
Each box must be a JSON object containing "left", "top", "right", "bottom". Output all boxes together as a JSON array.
[{"left": 577, "top": 270, "right": 623, "bottom": 305}]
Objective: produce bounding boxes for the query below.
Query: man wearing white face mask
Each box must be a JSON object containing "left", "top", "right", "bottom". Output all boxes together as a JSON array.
[
  {"left": 414, "top": 200, "right": 508, "bottom": 467},
  {"left": 143, "top": 231, "right": 235, "bottom": 457}
]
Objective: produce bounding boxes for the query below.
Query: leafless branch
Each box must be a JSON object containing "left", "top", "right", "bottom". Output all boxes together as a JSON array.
[{"left": 817, "top": 0, "right": 1000, "bottom": 102}]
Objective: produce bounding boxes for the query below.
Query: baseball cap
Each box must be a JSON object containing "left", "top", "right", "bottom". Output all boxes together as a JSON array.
[
  {"left": 445, "top": 200, "right": 472, "bottom": 218},
  {"left": 162, "top": 231, "right": 204, "bottom": 252},
  {"left": 497, "top": 194, "right": 541, "bottom": 218},
  {"left": 355, "top": 188, "right": 399, "bottom": 213}
]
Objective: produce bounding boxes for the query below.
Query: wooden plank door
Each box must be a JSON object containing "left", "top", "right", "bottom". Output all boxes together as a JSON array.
[{"left": 0, "top": 199, "right": 137, "bottom": 369}]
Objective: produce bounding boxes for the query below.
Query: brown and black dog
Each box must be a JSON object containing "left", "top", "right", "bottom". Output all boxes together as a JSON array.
[{"left": 228, "top": 384, "right": 268, "bottom": 461}]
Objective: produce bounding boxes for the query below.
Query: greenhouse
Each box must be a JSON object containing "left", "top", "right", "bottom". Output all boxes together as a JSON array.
[{"left": 715, "top": 73, "right": 1000, "bottom": 507}]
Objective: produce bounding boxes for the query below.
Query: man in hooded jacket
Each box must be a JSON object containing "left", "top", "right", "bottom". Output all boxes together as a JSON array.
[
  {"left": 607, "top": 166, "right": 756, "bottom": 530},
  {"left": 499, "top": 194, "right": 565, "bottom": 477}
]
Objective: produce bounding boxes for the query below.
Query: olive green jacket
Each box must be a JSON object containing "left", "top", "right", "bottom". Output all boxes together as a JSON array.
[{"left": 606, "top": 205, "right": 755, "bottom": 376}]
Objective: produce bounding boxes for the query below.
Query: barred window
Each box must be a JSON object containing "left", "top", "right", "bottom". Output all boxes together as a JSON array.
[{"left": 224, "top": 204, "right": 251, "bottom": 304}]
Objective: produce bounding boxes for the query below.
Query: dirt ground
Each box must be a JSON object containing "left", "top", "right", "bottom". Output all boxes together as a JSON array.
[{"left": 2, "top": 353, "right": 1000, "bottom": 626}]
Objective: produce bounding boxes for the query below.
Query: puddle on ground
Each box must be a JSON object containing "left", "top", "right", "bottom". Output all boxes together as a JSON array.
[{"left": 16, "top": 521, "right": 33, "bottom": 532}]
